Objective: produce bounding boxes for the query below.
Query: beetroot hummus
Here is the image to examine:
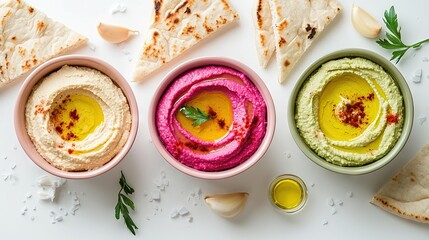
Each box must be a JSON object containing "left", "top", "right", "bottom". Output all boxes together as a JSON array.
[{"left": 156, "top": 65, "right": 267, "bottom": 171}]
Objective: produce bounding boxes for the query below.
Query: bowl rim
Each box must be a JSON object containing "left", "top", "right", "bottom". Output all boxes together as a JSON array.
[
  {"left": 148, "top": 56, "right": 276, "bottom": 179},
  {"left": 287, "top": 48, "right": 414, "bottom": 175},
  {"left": 14, "top": 54, "right": 139, "bottom": 179}
]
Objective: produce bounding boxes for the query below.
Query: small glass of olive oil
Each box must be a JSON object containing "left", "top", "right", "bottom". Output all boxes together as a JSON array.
[{"left": 268, "top": 174, "right": 308, "bottom": 214}]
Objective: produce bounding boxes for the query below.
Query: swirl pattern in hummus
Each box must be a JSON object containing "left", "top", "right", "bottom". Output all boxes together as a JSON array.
[
  {"left": 156, "top": 66, "right": 267, "bottom": 171},
  {"left": 295, "top": 57, "right": 404, "bottom": 166},
  {"left": 25, "top": 66, "right": 131, "bottom": 171}
]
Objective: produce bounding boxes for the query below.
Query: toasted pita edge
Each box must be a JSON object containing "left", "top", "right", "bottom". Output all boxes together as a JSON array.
[{"left": 370, "top": 196, "right": 429, "bottom": 223}]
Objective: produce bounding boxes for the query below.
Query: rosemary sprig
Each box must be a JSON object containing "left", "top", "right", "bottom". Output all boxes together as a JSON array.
[
  {"left": 115, "top": 171, "right": 138, "bottom": 235},
  {"left": 376, "top": 6, "right": 429, "bottom": 63},
  {"left": 179, "top": 105, "right": 211, "bottom": 126}
]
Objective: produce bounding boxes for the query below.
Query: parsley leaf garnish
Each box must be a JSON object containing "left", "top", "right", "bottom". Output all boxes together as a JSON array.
[
  {"left": 115, "top": 171, "right": 138, "bottom": 235},
  {"left": 377, "top": 6, "right": 429, "bottom": 63},
  {"left": 179, "top": 105, "right": 211, "bottom": 126}
]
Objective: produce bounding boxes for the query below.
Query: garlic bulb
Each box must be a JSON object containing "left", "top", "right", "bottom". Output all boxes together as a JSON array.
[
  {"left": 351, "top": 4, "right": 382, "bottom": 38},
  {"left": 97, "top": 22, "right": 138, "bottom": 43},
  {"left": 204, "top": 192, "right": 248, "bottom": 218}
]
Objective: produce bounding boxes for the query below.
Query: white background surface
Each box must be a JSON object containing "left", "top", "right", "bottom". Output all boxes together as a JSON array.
[{"left": 1, "top": 0, "right": 429, "bottom": 239}]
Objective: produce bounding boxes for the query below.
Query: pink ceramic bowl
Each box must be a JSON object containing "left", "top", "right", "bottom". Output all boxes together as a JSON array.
[
  {"left": 14, "top": 55, "right": 139, "bottom": 179},
  {"left": 149, "top": 57, "right": 276, "bottom": 179}
]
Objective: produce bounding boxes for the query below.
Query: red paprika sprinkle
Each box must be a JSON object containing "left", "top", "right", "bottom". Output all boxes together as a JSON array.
[{"left": 386, "top": 113, "right": 399, "bottom": 124}]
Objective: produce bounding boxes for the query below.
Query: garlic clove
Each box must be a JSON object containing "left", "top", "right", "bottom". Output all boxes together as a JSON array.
[
  {"left": 97, "top": 22, "right": 139, "bottom": 44},
  {"left": 351, "top": 4, "right": 382, "bottom": 38},
  {"left": 204, "top": 192, "right": 249, "bottom": 218}
]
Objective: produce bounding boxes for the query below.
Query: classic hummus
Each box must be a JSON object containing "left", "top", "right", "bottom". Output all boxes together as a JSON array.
[
  {"left": 25, "top": 65, "right": 131, "bottom": 171},
  {"left": 295, "top": 57, "right": 404, "bottom": 166},
  {"left": 156, "top": 65, "right": 267, "bottom": 171}
]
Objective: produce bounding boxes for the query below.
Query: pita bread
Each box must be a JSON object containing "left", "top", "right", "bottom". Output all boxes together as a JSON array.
[
  {"left": 0, "top": 0, "right": 87, "bottom": 88},
  {"left": 371, "top": 144, "right": 429, "bottom": 223},
  {"left": 133, "top": 0, "right": 239, "bottom": 82},
  {"left": 269, "top": 0, "right": 341, "bottom": 83},
  {"left": 253, "top": 0, "right": 275, "bottom": 68}
]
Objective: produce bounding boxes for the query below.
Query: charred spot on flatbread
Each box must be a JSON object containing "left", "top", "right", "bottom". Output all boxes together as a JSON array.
[{"left": 305, "top": 24, "right": 317, "bottom": 39}]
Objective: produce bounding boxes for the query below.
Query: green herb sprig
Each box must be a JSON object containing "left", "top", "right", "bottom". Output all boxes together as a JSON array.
[
  {"left": 377, "top": 6, "right": 429, "bottom": 63},
  {"left": 115, "top": 171, "right": 138, "bottom": 235},
  {"left": 179, "top": 105, "right": 211, "bottom": 126}
]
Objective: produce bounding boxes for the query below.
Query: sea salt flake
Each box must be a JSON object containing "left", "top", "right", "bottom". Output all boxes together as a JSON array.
[
  {"left": 336, "top": 200, "right": 344, "bottom": 206},
  {"left": 327, "top": 198, "right": 335, "bottom": 207},
  {"left": 178, "top": 207, "right": 189, "bottom": 216},
  {"left": 331, "top": 207, "right": 337, "bottom": 215},
  {"left": 26, "top": 193, "right": 32, "bottom": 199},
  {"left": 412, "top": 69, "right": 423, "bottom": 83},
  {"left": 110, "top": 3, "right": 127, "bottom": 14},
  {"left": 10, "top": 163, "right": 16, "bottom": 169},
  {"left": 150, "top": 190, "right": 161, "bottom": 201},
  {"left": 55, "top": 216, "right": 63, "bottom": 222},
  {"left": 323, "top": 220, "right": 328, "bottom": 226},
  {"left": 170, "top": 209, "right": 179, "bottom": 219}
]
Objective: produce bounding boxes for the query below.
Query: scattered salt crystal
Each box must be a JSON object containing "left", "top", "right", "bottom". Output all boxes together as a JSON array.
[
  {"left": 10, "top": 163, "right": 16, "bottom": 169},
  {"left": 59, "top": 207, "right": 63, "bottom": 211},
  {"left": 188, "top": 216, "right": 193, "bottom": 223},
  {"left": 150, "top": 190, "right": 161, "bottom": 201},
  {"left": 286, "top": 153, "right": 291, "bottom": 159},
  {"left": 26, "top": 193, "right": 32, "bottom": 199},
  {"left": 327, "top": 198, "right": 335, "bottom": 207},
  {"left": 178, "top": 207, "right": 189, "bottom": 216},
  {"left": 347, "top": 191, "right": 354, "bottom": 198},
  {"left": 2, "top": 174, "right": 10, "bottom": 181},
  {"left": 33, "top": 206, "right": 37, "bottom": 211},
  {"left": 336, "top": 200, "right": 344, "bottom": 206},
  {"left": 127, "top": 57, "right": 133, "bottom": 62},
  {"left": 4, "top": 156, "right": 7, "bottom": 160},
  {"left": 49, "top": 210, "right": 56, "bottom": 217},
  {"left": 20, "top": 207, "right": 28, "bottom": 215},
  {"left": 64, "top": 212, "right": 68, "bottom": 216},
  {"left": 310, "top": 183, "right": 315, "bottom": 187},
  {"left": 331, "top": 207, "right": 337, "bottom": 215},
  {"left": 30, "top": 216, "right": 35, "bottom": 221},
  {"left": 110, "top": 3, "right": 127, "bottom": 14},
  {"left": 170, "top": 209, "right": 179, "bottom": 219},
  {"left": 55, "top": 216, "right": 63, "bottom": 222},
  {"left": 323, "top": 220, "right": 328, "bottom": 226},
  {"left": 423, "top": 57, "right": 429, "bottom": 62},
  {"left": 88, "top": 43, "right": 96, "bottom": 51},
  {"left": 412, "top": 69, "right": 423, "bottom": 83}
]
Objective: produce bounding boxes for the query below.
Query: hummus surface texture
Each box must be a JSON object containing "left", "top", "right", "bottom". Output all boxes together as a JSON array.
[
  {"left": 25, "top": 65, "right": 131, "bottom": 171},
  {"left": 156, "top": 65, "right": 267, "bottom": 171},
  {"left": 295, "top": 57, "right": 404, "bottom": 166}
]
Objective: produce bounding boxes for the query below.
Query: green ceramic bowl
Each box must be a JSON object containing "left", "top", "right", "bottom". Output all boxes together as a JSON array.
[{"left": 288, "top": 48, "right": 414, "bottom": 175}]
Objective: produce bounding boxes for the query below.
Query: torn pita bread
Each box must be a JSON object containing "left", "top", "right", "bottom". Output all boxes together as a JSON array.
[
  {"left": 371, "top": 144, "right": 429, "bottom": 223},
  {"left": 0, "top": 0, "right": 87, "bottom": 88},
  {"left": 253, "top": 0, "right": 275, "bottom": 68},
  {"left": 269, "top": 0, "right": 341, "bottom": 83},
  {"left": 133, "top": 0, "right": 239, "bottom": 82}
]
